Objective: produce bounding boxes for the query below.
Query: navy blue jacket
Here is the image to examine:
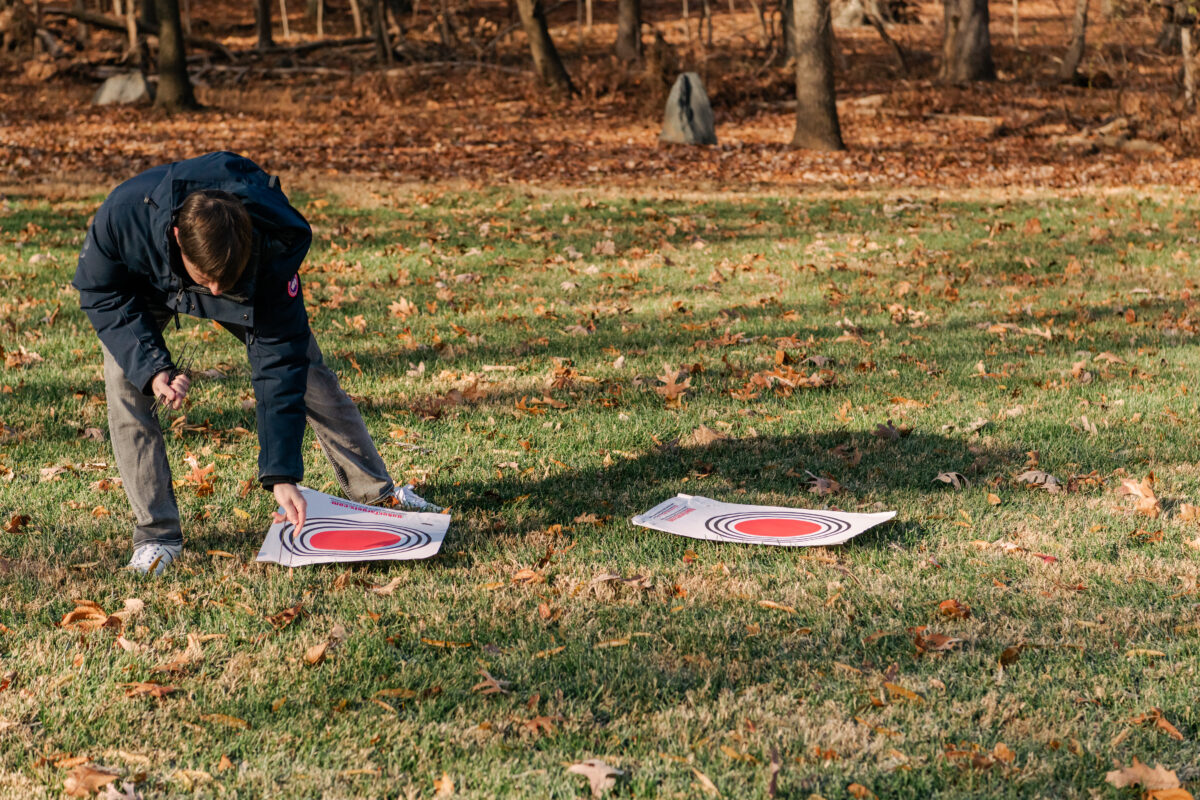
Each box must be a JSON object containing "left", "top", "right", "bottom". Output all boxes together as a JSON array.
[{"left": 73, "top": 151, "right": 312, "bottom": 488}]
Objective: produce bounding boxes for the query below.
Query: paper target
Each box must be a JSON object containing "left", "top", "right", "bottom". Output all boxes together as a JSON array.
[
  {"left": 256, "top": 487, "right": 449, "bottom": 566},
  {"left": 632, "top": 494, "right": 894, "bottom": 548}
]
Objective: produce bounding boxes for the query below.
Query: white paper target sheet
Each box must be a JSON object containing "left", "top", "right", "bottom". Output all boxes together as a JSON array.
[
  {"left": 632, "top": 494, "right": 894, "bottom": 547},
  {"left": 256, "top": 487, "right": 449, "bottom": 566}
]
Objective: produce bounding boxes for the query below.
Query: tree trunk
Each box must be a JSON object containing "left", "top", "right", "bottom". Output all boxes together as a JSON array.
[
  {"left": 615, "top": 0, "right": 641, "bottom": 61},
  {"left": 73, "top": 0, "right": 90, "bottom": 45},
  {"left": 349, "top": 0, "right": 364, "bottom": 36},
  {"left": 780, "top": 0, "right": 794, "bottom": 59},
  {"left": 1184, "top": 25, "right": 1196, "bottom": 110},
  {"left": 124, "top": 0, "right": 138, "bottom": 55},
  {"left": 153, "top": 0, "right": 198, "bottom": 111},
  {"left": 278, "top": 0, "right": 290, "bottom": 37},
  {"left": 515, "top": 0, "right": 576, "bottom": 92},
  {"left": 1058, "top": 0, "right": 1087, "bottom": 82},
  {"left": 139, "top": 0, "right": 156, "bottom": 27},
  {"left": 373, "top": 0, "right": 392, "bottom": 61},
  {"left": 437, "top": 0, "right": 456, "bottom": 45},
  {"left": 255, "top": 0, "right": 273, "bottom": 49},
  {"left": 939, "top": 0, "right": 994, "bottom": 82},
  {"left": 791, "top": 0, "right": 844, "bottom": 150}
]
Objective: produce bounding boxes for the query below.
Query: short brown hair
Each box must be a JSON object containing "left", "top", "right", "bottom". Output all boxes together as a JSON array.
[{"left": 176, "top": 190, "right": 252, "bottom": 289}]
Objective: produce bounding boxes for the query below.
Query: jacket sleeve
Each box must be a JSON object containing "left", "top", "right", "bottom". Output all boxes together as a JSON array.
[
  {"left": 249, "top": 256, "right": 312, "bottom": 489},
  {"left": 73, "top": 202, "right": 173, "bottom": 394}
]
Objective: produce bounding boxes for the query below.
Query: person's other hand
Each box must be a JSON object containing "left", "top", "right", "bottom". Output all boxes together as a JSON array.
[
  {"left": 272, "top": 483, "right": 307, "bottom": 536},
  {"left": 151, "top": 370, "right": 191, "bottom": 410}
]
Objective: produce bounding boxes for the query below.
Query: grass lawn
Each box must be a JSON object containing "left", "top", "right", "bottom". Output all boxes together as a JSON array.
[{"left": 1, "top": 186, "right": 1199, "bottom": 798}]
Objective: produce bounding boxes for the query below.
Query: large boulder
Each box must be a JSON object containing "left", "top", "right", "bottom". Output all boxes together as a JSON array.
[
  {"left": 660, "top": 72, "right": 716, "bottom": 146},
  {"left": 93, "top": 72, "right": 154, "bottom": 106}
]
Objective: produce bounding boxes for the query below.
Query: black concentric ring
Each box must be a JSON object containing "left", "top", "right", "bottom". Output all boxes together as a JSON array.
[{"left": 278, "top": 516, "right": 434, "bottom": 558}]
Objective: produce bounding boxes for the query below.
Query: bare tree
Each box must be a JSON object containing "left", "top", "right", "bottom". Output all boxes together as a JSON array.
[
  {"left": 1059, "top": 0, "right": 1088, "bottom": 82},
  {"left": 515, "top": 0, "right": 576, "bottom": 93},
  {"left": 153, "top": 0, "right": 197, "bottom": 110},
  {"left": 1184, "top": 23, "right": 1196, "bottom": 109},
  {"left": 939, "top": 0, "right": 994, "bottom": 82},
  {"left": 615, "top": 0, "right": 641, "bottom": 61},
  {"left": 255, "top": 0, "right": 273, "bottom": 49},
  {"left": 791, "top": 0, "right": 844, "bottom": 150}
]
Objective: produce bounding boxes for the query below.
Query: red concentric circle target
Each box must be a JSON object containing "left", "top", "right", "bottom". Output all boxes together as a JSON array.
[
  {"left": 280, "top": 517, "right": 432, "bottom": 558},
  {"left": 705, "top": 511, "right": 852, "bottom": 545}
]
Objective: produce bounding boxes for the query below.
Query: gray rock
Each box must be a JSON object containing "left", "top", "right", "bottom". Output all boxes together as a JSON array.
[
  {"left": 832, "top": 0, "right": 870, "bottom": 26},
  {"left": 660, "top": 72, "right": 716, "bottom": 146},
  {"left": 92, "top": 72, "right": 153, "bottom": 106}
]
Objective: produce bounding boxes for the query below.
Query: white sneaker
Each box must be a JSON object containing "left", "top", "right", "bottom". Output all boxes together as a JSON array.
[
  {"left": 393, "top": 483, "right": 443, "bottom": 512},
  {"left": 126, "top": 543, "right": 182, "bottom": 575}
]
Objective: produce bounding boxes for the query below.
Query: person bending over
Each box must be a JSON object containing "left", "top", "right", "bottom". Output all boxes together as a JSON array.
[{"left": 73, "top": 151, "right": 439, "bottom": 575}]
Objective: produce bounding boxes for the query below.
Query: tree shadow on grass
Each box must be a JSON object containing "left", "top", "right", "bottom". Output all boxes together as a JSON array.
[{"left": 440, "top": 430, "right": 1023, "bottom": 549}]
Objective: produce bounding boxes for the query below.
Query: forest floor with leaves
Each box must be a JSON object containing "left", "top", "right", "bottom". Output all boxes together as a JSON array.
[
  {"left": 2, "top": 183, "right": 1200, "bottom": 798},
  {"left": 3, "top": 0, "right": 1200, "bottom": 193}
]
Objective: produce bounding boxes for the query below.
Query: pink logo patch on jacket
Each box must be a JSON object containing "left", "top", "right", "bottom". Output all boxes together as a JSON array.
[{"left": 287, "top": 274, "right": 299, "bottom": 297}]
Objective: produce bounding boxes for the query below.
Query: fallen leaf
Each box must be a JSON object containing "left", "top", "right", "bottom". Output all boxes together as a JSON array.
[
  {"left": 3, "top": 513, "right": 30, "bottom": 533},
  {"left": 938, "top": 599, "right": 971, "bottom": 619},
  {"left": 434, "top": 773, "right": 454, "bottom": 797},
  {"left": 911, "top": 628, "right": 963, "bottom": 653},
  {"left": 933, "top": 471, "right": 969, "bottom": 490},
  {"left": 758, "top": 600, "right": 797, "bottom": 614},
  {"left": 99, "top": 781, "right": 142, "bottom": 800},
  {"left": 873, "top": 420, "right": 909, "bottom": 441},
  {"left": 806, "top": 471, "right": 842, "bottom": 496},
  {"left": 1015, "top": 470, "right": 1063, "bottom": 493},
  {"left": 999, "top": 644, "right": 1025, "bottom": 666},
  {"left": 64, "top": 765, "right": 120, "bottom": 797},
  {"left": 567, "top": 759, "right": 627, "bottom": 797},
  {"left": 304, "top": 641, "right": 329, "bottom": 665},
  {"left": 60, "top": 600, "right": 109, "bottom": 631},
  {"left": 1126, "top": 648, "right": 1167, "bottom": 659},
  {"left": 368, "top": 576, "right": 404, "bottom": 596},
  {"left": 654, "top": 365, "right": 692, "bottom": 407},
  {"left": 266, "top": 604, "right": 304, "bottom": 629},
  {"left": 1119, "top": 475, "right": 1161, "bottom": 517},
  {"left": 199, "top": 713, "right": 249, "bottom": 730},
  {"left": 1105, "top": 758, "right": 1180, "bottom": 790},
  {"left": 1147, "top": 790, "right": 1194, "bottom": 800},
  {"left": 122, "top": 681, "right": 177, "bottom": 699},
  {"left": 421, "top": 637, "right": 472, "bottom": 649},
  {"left": 471, "top": 669, "right": 512, "bottom": 695},
  {"left": 109, "top": 599, "right": 144, "bottom": 624},
  {"left": 683, "top": 424, "right": 725, "bottom": 447},
  {"left": 691, "top": 766, "right": 721, "bottom": 797},
  {"left": 151, "top": 633, "right": 204, "bottom": 673},
  {"left": 987, "top": 493, "right": 1002, "bottom": 506},
  {"left": 884, "top": 682, "right": 924, "bottom": 703}
]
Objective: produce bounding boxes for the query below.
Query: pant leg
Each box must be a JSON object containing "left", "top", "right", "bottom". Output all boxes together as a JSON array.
[
  {"left": 302, "top": 334, "right": 395, "bottom": 505},
  {"left": 218, "top": 321, "right": 394, "bottom": 505},
  {"left": 102, "top": 342, "right": 182, "bottom": 548}
]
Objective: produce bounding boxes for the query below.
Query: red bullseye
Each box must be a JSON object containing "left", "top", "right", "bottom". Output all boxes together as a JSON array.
[
  {"left": 309, "top": 529, "right": 402, "bottom": 551},
  {"left": 732, "top": 517, "right": 823, "bottom": 538}
]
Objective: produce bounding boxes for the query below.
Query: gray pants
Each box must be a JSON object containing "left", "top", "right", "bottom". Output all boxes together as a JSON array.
[{"left": 103, "top": 323, "right": 394, "bottom": 547}]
